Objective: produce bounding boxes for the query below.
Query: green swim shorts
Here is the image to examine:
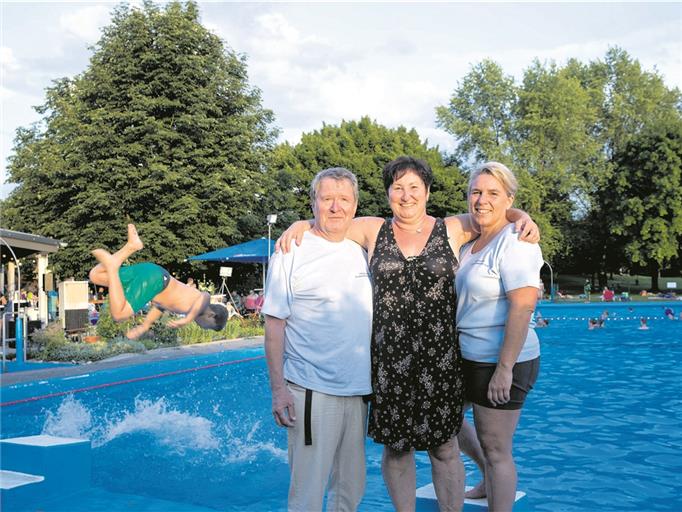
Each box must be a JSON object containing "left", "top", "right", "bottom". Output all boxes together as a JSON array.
[{"left": 118, "top": 263, "right": 171, "bottom": 313}]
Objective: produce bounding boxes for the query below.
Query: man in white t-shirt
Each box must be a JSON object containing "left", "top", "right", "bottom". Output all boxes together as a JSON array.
[{"left": 262, "top": 167, "right": 373, "bottom": 512}]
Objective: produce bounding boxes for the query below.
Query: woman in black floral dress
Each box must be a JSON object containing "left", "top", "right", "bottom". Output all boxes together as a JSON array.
[
  {"left": 368, "top": 216, "right": 462, "bottom": 448},
  {"left": 277, "top": 156, "right": 539, "bottom": 511},
  {"left": 366, "top": 158, "right": 467, "bottom": 510}
]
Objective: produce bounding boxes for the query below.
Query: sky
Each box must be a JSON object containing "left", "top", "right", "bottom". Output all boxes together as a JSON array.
[{"left": 1, "top": 1, "right": 681, "bottom": 199}]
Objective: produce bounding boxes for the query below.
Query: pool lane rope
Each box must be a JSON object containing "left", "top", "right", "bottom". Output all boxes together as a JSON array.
[
  {"left": 0, "top": 355, "right": 265, "bottom": 408},
  {"left": 539, "top": 316, "right": 674, "bottom": 321}
]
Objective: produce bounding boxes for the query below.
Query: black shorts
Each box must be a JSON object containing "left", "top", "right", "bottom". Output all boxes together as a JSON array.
[{"left": 463, "top": 357, "right": 540, "bottom": 410}]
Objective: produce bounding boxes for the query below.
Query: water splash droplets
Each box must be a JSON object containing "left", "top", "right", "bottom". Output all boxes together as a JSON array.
[
  {"left": 41, "top": 395, "right": 220, "bottom": 453},
  {"left": 98, "top": 397, "right": 220, "bottom": 452},
  {"left": 42, "top": 394, "right": 92, "bottom": 438}
]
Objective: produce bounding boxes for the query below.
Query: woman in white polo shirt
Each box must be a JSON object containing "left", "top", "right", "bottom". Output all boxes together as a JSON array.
[{"left": 455, "top": 161, "right": 543, "bottom": 512}]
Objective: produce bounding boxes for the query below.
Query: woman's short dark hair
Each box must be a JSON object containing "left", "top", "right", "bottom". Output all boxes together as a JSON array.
[{"left": 382, "top": 156, "right": 433, "bottom": 193}]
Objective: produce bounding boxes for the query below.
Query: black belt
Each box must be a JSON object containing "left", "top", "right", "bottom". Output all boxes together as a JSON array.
[
  {"left": 304, "top": 388, "right": 313, "bottom": 446},
  {"left": 297, "top": 386, "right": 369, "bottom": 446}
]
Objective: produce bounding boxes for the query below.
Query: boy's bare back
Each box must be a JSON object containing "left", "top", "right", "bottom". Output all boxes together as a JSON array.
[{"left": 153, "top": 278, "right": 209, "bottom": 315}]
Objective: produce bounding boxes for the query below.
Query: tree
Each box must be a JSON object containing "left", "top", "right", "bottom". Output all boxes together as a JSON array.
[
  {"left": 435, "top": 49, "right": 682, "bottom": 267},
  {"left": 568, "top": 48, "right": 682, "bottom": 282},
  {"left": 436, "top": 59, "right": 573, "bottom": 260},
  {"left": 267, "top": 117, "right": 467, "bottom": 227},
  {"left": 513, "top": 60, "right": 604, "bottom": 262},
  {"left": 436, "top": 60, "right": 517, "bottom": 164},
  {"left": 608, "top": 122, "right": 682, "bottom": 290},
  {"left": 2, "top": 1, "right": 277, "bottom": 278}
]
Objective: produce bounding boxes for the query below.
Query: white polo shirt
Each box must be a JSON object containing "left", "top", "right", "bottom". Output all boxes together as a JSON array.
[
  {"left": 262, "top": 232, "right": 373, "bottom": 396},
  {"left": 455, "top": 224, "right": 543, "bottom": 363}
]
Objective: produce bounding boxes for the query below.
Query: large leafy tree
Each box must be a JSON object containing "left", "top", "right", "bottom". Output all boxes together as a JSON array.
[
  {"left": 608, "top": 122, "right": 682, "bottom": 290},
  {"left": 436, "top": 60, "right": 517, "bottom": 164},
  {"left": 565, "top": 48, "right": 682, "bottom": 284},
  {"left": 435, "top": 49, "right": 682, "bottom": 268},
  {"left": 267, "top": 117, "right": 467, "bottom": 227},
  {"left": 436, "top": 60, "right": 572, "bottom": 260},
  {"left": 2, "top": 1, "right": 276, "bottom": 278},
  {"left": 513, "top": 60, "right": 604, "bottom": 262}
]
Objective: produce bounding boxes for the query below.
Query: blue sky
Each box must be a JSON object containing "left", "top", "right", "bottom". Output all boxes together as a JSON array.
[{"left": 1, "top": 1, "right": 681, "bottom": 199}]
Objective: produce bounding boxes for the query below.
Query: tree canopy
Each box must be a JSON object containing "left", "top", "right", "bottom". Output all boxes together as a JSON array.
[
  {"left": 436, "top": 47, "right": 682, "bottom": 278},
  {"left": 268, "top": 117, "right": 467, "bottom": 224},
  {"left": 1, "top": 0, "right": 680, "bottom": 293},
  {"left": 608, "top": 121, "right": 682, "bottom": 289},
  {"left": 3, "top": 1, "right": 277, "bottom": 278}
]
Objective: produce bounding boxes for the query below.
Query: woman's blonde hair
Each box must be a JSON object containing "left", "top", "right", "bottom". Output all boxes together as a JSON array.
[{"left": 468, "top": 161, "right": 518, "bottom": 198}]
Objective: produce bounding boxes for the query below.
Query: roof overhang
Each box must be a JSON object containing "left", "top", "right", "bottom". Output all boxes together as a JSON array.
[{"left": 0, "top": 229, "right": 65, "bottom": 261}]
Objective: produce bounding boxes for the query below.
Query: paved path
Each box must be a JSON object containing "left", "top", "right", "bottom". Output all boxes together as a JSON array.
[{"left": 0, "top": 336, "right": 264, "bottom": 387}]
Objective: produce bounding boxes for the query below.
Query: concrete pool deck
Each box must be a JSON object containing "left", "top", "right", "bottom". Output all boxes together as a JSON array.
[{"left": 0, "top": 336, "right": 264, "bottom": 387}]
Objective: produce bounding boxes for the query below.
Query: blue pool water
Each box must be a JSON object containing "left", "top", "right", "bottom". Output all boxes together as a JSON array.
[{"left": 2, "top": 302, "right": 681, "bottom": 511}]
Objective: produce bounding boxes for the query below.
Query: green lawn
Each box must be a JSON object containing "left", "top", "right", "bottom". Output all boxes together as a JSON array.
[{"left": 550, "top": 273, "right": 681, "bottom": 297}]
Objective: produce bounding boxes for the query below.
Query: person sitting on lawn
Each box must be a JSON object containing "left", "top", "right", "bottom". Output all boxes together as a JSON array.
[
  {"left": 602, "top": 287, "right": 615, "bottom": 301},
  {"left": 89, "top": 224, "right": 228, "bottom": 340},
  {"left": 244, "top": 290, "right": 258, "bottom": 314}
]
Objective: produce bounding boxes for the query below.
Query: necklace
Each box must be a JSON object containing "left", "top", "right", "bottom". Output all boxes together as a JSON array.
[{"left": 392, "top": 218, "right": 424, "bottom": 234}]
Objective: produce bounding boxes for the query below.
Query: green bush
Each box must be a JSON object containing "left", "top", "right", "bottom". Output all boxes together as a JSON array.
[
  {"left": 104, "top": 337, "right": 147, "bottom": 358},
  {"left": 148, "top": 319, "right": 180, "bottom": 346},
  {"left": 96, "top": 301, "right": 136, "bottom": 339},
  {"left": 177, "top": 321, "right": 216, "bottom": 345},
  {"left": 94, "top": 300, "right": 178, "bottom": 345},
  {"left": 28, "top": 329, "right": 146, "bottom": 363},
  {"left": 225, "top": 316, "right": 264, "bottom": 338},
  {"left": 177, "top": 316, "right": 263, "bottom": 345},
  {"left": 29, "top": 322, "right": 69, "bottom": 360},
  {"left": 29, "top": 309, "right": 263, "bottom": 363}
]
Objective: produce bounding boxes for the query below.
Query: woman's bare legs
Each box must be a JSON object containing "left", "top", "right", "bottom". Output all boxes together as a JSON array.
[
  {"left": 382, "top": 447, "right": 416, "bottom": 512},
  {"left": 428, "top": 437, "right": 464, "bottom": 511},
  {"left": 457, "top": 417, "right": 487, "bottom": 499},
  {"left": 382, "top": 438, "right": 464, "bottom": 512},
  {"left": 473, "top": 405, "right": 522, "bottom": 512}
]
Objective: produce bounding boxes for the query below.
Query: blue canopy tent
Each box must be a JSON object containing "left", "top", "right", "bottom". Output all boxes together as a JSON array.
[{"left": 188, "top": 238, "right": 276, "bottom": 290}]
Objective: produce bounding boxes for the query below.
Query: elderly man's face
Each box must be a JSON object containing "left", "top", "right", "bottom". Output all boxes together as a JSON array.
[{"left": 312, "top": 177, "right": 357, "bottom": 240}]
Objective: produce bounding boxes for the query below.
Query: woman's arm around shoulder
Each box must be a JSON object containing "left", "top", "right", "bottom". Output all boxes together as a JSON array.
[
  {"left": 275, "top": 219, "right": 313, "bottom": 253},
  {"left": 505, "top": 209, "right": 540, "bottom": 243},
  {"left": 348, "top": 217, "right": 384, "bottom": 251},
  {"left": 444, "top": 215, "right": 478, "bottom": 255}
]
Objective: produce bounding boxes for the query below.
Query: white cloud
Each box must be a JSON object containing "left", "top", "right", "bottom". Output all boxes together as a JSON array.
[
  {"left": 1, "top": 1, "right": 679, "bottom": 199},
  {"left": 0, "top": 85, "right": 17, "bottom": 102},
  {"left": 440, "top": 18, "right": 682, "bottom": 90},
  {"left": 0, "top": 47, "right": 20, "bottom": 73},
  {"left": 255, "top": 13, "right": 300, "bottom": 48},
  {"left": 59, "top": 5, "right": 111, "bottom": 45}
]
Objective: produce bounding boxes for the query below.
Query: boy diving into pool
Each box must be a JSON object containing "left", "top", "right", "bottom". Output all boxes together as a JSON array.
[{"left": 89, "top": 224, "right": 228, "bottom": 340}]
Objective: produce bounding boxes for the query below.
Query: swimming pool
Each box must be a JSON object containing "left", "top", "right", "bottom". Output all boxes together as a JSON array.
[{"left": 2, "top": 302, "right": 681, "bottom": 511}]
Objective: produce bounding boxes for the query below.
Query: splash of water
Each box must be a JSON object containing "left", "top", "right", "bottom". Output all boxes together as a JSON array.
[
  {"left": 40, "top": 395, "right": 220, "bottom": 454},
  {"left": 39, "top": 395, "right": 286, "bottom": 463},
  {"left": 222, "top": 419, "right": 287, "bottom": 463},
  {"left": 98, "top": 397, "right": 220, "bottom": 453},
  {"left": 42, "top": 394, "right": 92, "bottom": 439}
]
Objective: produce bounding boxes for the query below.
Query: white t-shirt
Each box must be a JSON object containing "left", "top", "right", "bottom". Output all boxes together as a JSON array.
[
  {"left": 455, "top": 223, "right": 543, "bottom": 363},
  {"left": 262, "top": 231, "right": 373, "bottom": 396}
]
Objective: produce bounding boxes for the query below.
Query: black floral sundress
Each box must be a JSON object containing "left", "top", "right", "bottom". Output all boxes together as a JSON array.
[{"left": 368, "top": 218, "right": 464, "bottom": 451}]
